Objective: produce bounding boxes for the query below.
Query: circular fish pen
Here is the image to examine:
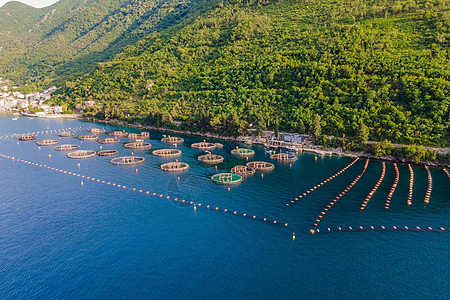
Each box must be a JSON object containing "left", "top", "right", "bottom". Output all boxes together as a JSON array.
[
  {"left": 98, "top": 149, "right": 118, "bottom": 156},
  {"left": 36, "top": 139, "right": 60, "bottom": 146},
  {"left": 98, "top": 138, "right": 120, "bottom": 144},
  {"left": 54, "top": 144, "right": 81, "bottom": 151},
  {"left": 67, "top": 150, "right": 97, "bottom": 159},
  {"left": 19, "top": 135, "right": 36, "bottom": 141},
  {"left": 161, "top": 136, "right": 184, "bottom": 144},
  {"left": 161, "top": 162, "right": 190, "bottom": 172},
  {"left": 211, "top": 173, "right": 243, "bottom": 185},
  {"left": 111, "top": 156, "right": 145, "bottom": 166},
  {"left": 270, "top": 152, "right": 298, "bottom": 162},
  {"left": 128, "top": 132, "right": 150, "bottom": 140},
  {"left": 191, "top": 142, "right": 217, "bottom": 151},
  {"left": 124, "top": 141, "right": 152, "bottom": 150},
  {"left": 231, "top": 148, "right": 255, "bottom": 157},
  {"left": 231, "top": 165, "right": 255, "bottom": 176},
  {"left": 152, "top": 149, "right": 182, "bottom": 157},
  {"left": 198, "top": 154, "right": 224, "bottom": 165},
  {"left": 109, "top": 130, "right": 128, "bottom": 137},
  {"left": 246, "top": 161, "right": 275, "bottom": 172},
  {"left": 90, "top": 128, "right": 106, "bottom": 134},
  {"left": 78, "top": 135, "right": 98, "bottom": 141},
  {"left": 58, "top": 132, "right": 74, "bottom": 137}
]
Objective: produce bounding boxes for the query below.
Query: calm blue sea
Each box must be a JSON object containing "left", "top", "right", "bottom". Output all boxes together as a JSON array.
[{"left": 0, "top": 112, "right": 449, "bottom": 299}]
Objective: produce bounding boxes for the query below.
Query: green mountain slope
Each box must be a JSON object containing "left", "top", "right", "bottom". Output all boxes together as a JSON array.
[
  {"left": 58, "top": 0, "right": 450, "bottom": 146},
  {"left": 0, "top": 0, "right": 204, "bottom": 85}
]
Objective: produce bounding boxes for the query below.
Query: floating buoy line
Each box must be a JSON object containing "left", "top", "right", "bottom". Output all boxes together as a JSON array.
[
  {"left": 0, "top": 126, "right": 93, "bottom": 140},
  {"left": 0, "top": 153, "right": 287, "bottom": 228},
  {"left": 385, "top": 163, "right": 399, "bottom": 209},
  {"left": 313, "top": 159, "right": 369, "bottom": 227},
  {"left": 424, "top": 165, "right": 432, "bottom": 204},
  {"left": 407, "top": 164, "right": 414, "bottom": 205},
  {"left": 444, "top": 168, "right": 450, "bottom": 180},
  {"left": 286, "top": 157, "right": 359, "bottom": 207},
  {"left": 311, "top": 226, "right": 448, "bottom": 234},
  {"left": 361, "top": 162, "right": 385, "bottom": 210}
]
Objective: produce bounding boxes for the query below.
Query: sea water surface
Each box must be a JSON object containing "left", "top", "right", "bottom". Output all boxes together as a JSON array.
[{"left": 0, "top": 112, "right": 449, "bottom": 299}]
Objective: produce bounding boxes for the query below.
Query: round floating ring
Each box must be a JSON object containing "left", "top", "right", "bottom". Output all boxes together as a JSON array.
[
  {"left": 124, "top": 141, "right": 152, "bottom": 150},
  {"left": 211, "top": 173, "right": 243, "bottom": 185},
  {"left": 98, "top": 149, "right": 118, "bottom": 156},
  {"left": 90, "top": 128, "right": 106, "bottom": 134},
  {"left": 111, "top": 156, "right": 145, "bottom": 166},
  {"left": 231, "top": 165, "right": 255, "bottom": 176},
  {"left": 36, "top": 139, "right": 60, "bottom": 146},
  {"left": 161, "top": 136, "right": 184, "bottom": 143},
  {"left": 128, "top": 132, "right": 150, "bottom": 140},
  {"left": 78, "top": 135, "right": 98, "bottom": 141},
  {"left": 231, "top": 148, "right": 255, "bottom": 157},
  {"left": 98, "top": 138, "right": 120, "bottom": 144},
  {"left": 152, "top": 149, "right": 182, "bottom": 157},
  {"left": 191, "top": 142, "right": 216, "bottom": 151},
  {"left": 198, "top": 154, "right": 224, "bottom": 164},
  {"left": 19, "top": 135, "right": 36, "bottom": 141},
  {"left": 54, "top": 144, "right": 81, "bottom": 151},
  {"left": 58, "top": 132, "right": 74, "bottom": 137},
  {"left": 161, "top": 161, "right": 190, "bottom": 172},
  {"left": 109, "top": 131, "right": 128, "bottom": 137},
  {"left": 270, "top": 152, "right": 298, "bottom": 162},
  {"left": 67, "top": 150, "right": 97, "bottom": 159},
  {"left": 246, "top": 161, "right": 275, "bottom": 172}
]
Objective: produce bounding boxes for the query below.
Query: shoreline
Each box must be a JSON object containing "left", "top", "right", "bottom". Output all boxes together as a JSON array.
[{"left": 84, "top": 117, "right": 450, "bottom": 169}]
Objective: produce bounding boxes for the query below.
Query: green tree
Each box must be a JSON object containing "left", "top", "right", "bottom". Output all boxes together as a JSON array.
[{"left": 313, "top": 114, "right": 321, "bottom": 139}]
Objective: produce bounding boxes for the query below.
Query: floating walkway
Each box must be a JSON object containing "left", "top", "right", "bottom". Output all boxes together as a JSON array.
[
  {"left": 385, "top": 163, "right": 399, "bottom": 209},
  {"left": 286, "top": 157, "right": 359, "bottom": 207},
  {"left": 211, "top": 173, "right": 243, "bottom": 185},
  {"left": 313, "top": 159, "right": 369, "bottom": 227},
  {"left": 198, "top": 154, "right": 224, "bottom": 164},
  {"left": 98, "top": 138, "right": 120, "bottom": 144},
  {"left": 160, "top": 161, "right": 189, "bottom": 172},
  {"left": 153, "top": 149, "right": 182, "bottom": 157},
  {"left": 124, "top": 141, "right": 152, "bottom": 150},
  {"left": 0, "top": 153, "right": 287, "bottom": 228},
  {"left": 231, "top": 165, "right": 255, "bottom": 176},
  {"left": 98, "top": 149, "right": 118, "bottom": 156},
  {"left": 67, "top": 150, "right": 97, "bottom": 159},
  {"left": 424, "top": 166, "right": 432, "bottom": 204},
  {"left": 361, "top": 162, "right": 385, "bottom": 210},
  {"left": 36, "top": 139, "right": 60, "bottom": 146},
  {"left": 407, "top": 164, "right": 414, "bottom": 205},
  {"left": 78, "top": 135, "right": 98, "bottom": 141},
  {"left": 231, "top": 148, "right": 255, "bottom": 157},
  {"left": 54, "top": 144, "right": 80, "bottom": 151},
  {"left": 111, "top": 156, "right": 145, "bottom": 166},
  {"left": 270, "top": 152, "right": 298, "bottom": 162},
  {"left": 246, "top": 161, "right": 275, "bottom": 172},
  {"left": 161, "top": 136, "right": 184, "bottom": 143}
]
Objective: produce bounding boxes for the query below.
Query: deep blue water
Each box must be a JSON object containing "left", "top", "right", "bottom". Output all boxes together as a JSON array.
[{"left": 0, "top": 112, "right": 449, "bottom": 299}]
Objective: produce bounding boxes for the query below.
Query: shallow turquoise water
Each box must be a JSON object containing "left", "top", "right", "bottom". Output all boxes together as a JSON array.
[{"left": 0, "top": 113, "right": 449, "bottom": 299}]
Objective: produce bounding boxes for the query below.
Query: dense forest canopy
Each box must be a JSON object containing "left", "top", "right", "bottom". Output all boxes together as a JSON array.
[{"left": 1, "top": 0, "right": 449, "bottom": 146}]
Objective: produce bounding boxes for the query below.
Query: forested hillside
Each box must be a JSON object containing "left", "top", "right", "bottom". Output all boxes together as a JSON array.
[
  {"left": 0, "top": 0, "right": 204, "bottom": 85},
  {"left": 3, "top": 0, "right": 450, "bottom": 146}
]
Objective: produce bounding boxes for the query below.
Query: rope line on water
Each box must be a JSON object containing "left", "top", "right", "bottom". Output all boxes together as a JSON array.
[
  {"left": 361, "top": 162, "right": 385, "bottom": 210},
  {"left": 444, "top": 168, "right": 450, "bottom": 180},
  {"left": 0, "top": 126, "right": 93, "bottom": 140},
  {"left": 285, "top": 157, "right": 359, "bottom": 207},
  {"left": 311, "top": 226, "right": 449, "bottom": 234},
  {"left": 0, "top": 153, "right": 288, "bottom": 228},
  {"left": 313, "top": 159, "right": 369, "bottom": 227},
  {"left": 424, "top": 165, "right": 433, "bottom": 204},
  {"left": 385, "top": 163, "right": 399, "bottom": 209},
  {"left": 407, "top": 164, "right": 414, "bottom": 206}
]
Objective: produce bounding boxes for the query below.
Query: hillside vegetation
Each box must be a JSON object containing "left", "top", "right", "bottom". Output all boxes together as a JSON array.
[{"left": 3, "top": 0, "right": 450, "bottom": 146}]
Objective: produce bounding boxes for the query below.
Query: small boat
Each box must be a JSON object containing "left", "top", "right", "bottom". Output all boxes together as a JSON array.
[{"left": 12, "top": 118, "right": 17, "bottom": 121}]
